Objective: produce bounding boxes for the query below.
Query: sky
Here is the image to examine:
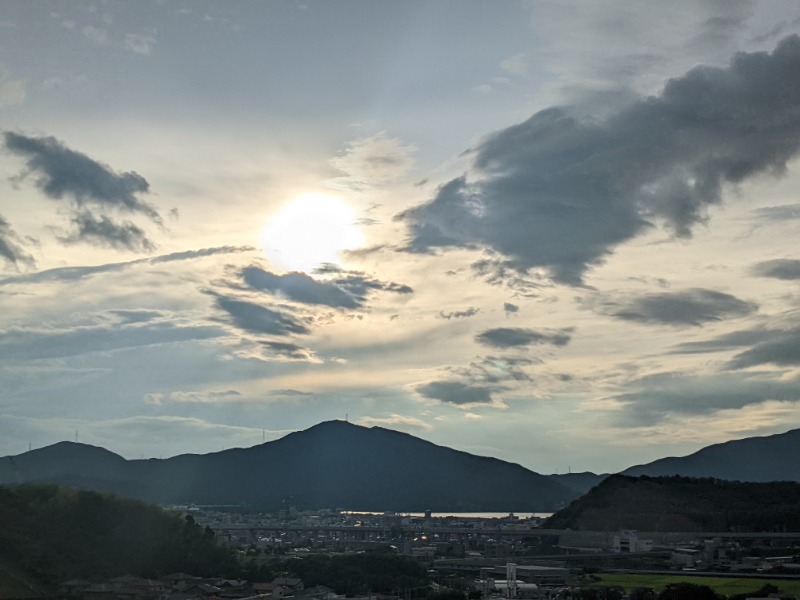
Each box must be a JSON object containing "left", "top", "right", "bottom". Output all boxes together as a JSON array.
[{"left": 2, "top": 0, "right": 800, "bottom": 476}]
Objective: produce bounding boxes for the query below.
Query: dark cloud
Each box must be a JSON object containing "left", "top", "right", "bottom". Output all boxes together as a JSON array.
[
  {"left": 456, "top": 355, "right": 537, "bottom": 384},
  {"left": 401, "top": 35, "right": 800, "bottom": 284},
  {"left": 57, "top": 211, "right": 155, "bottom": 252},
  {"left": 214, "top": 296, "right": 310, "bottom": 336},
  {"left": 242, "top": 267, "right": 359, "bottom": 308},
  {"left": 416, "top": 380, "right": 495, "bottom": 405},
  {"left": 587, "top": 288, "right": 757, "bottom": 326},
  {"left": 609, "top": 371, "right": 800, "bottom": 426},
  {"left": 4, "top": 131, "right": 162, "bottom": 250},
  {"left": 0, "top": 215, "right": 34, "bottom": 269},
  {"left": 260, "top": 340, "right": 315, "bottom": 360},
  {"left": 4, "top": 132, "right": 159, "bottom": 221},
  {"left": 242, "top": 265, "right": 412, "bottom": 309},
  {"left": 438, "top": 307, "right": 479, "bottom": 320},
  {"left": 503, "top": 302, "right": 519, "bottom": 314},
  {"left": 670, "top": 327, "right": 776, "bottom": 354},
  {"left": 727, "top": 331, "right": 800, "bottom": 369},
  {"left": 475, "top": 327, "right": 572, "bottom": 348},
  {"left": 750, "top": 258, "right": 800, "bottom": 280},
  {"left": 332, "top": 270, "right": 413, "bottom": 299}
]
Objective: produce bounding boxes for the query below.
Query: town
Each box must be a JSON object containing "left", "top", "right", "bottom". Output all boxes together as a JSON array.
[{"left": 59, "top": 506, "right": 800, "bottom": 600}]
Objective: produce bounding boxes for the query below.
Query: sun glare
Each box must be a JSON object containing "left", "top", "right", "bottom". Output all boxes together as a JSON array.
[{"left": 261, "top": 193, "right": 364, "bottom": 272}]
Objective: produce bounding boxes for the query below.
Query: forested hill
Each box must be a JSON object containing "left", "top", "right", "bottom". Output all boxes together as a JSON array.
[
  {"left": 0, "top": 484, "right": 241, "bottom": 590},
  {"left": 546, "top": 474, "right": 800, "bottom": 532}
]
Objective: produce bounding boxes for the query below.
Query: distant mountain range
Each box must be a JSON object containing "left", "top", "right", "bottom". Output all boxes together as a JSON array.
[
  {"left": 3, "top": 422, "right": 800, "bottom": 511},
  {"left": 0, "top": 420, "right": 576, "bottom": 511},
  {"left": 621, "top": 428, "right": 800, "bottom": 481}
]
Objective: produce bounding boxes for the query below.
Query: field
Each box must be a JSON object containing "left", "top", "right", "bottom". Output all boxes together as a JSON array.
[{"left": 595, "top": 572, "right": 800, "bottom": 597}]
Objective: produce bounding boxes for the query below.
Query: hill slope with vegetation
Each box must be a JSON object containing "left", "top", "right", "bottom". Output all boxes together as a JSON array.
[
  {"left": 547, "top": 474, "right": 800, "bottom": 532},
  {"left": 0, "top": 484, "right": 241, "bottom": 588}
]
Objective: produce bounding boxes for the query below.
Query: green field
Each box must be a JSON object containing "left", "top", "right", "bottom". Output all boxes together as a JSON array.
[{"left": 595, "top": 572, "right": 800, "bottom": 597}]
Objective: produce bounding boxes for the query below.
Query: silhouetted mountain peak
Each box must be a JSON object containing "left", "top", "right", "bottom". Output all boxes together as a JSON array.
[
  {"left": 622, "top": 428, "right": 800, "bottom": 482},
  {"left": 0, "top": 421, "right": 575, "bottom": 511}
]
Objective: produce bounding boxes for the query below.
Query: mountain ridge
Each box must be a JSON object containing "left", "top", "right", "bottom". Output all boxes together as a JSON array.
[
  {"left": 5, "top": 422, "right": 800, "bottom": 511},
  {"left": 0, "top": 420, "right": 575, "bottom": 511},
  {"left": 621, "top": 428, "right": 800, "bottom": 481}
]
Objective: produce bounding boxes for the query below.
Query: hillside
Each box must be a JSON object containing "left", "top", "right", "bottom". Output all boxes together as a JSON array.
[
  {"left": 0, "top": 483, "right": 241, "bottom": 590},
  {"left": 546, "top": 474, "right": 800, "bottom": 532},
  {"left": 0, "top": 420, "right": 576, "bottom": 511},
  {"left": 622, "top": 429, "right": 800, "bottom": 481}
]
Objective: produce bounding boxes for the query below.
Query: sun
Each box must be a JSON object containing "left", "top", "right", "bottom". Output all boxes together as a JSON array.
[{"left": 261, "top": 192, "right": 365, "bottom": 272}]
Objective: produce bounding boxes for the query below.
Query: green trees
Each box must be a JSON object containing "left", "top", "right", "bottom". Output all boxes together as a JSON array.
[
  {"left": 657, "top": 583, "right": 720, "bottom": 600},
  {"left": 287, "top": 553, "right": 430, "bottom": 596},
  {"left": 0, "top": 484, "right": 241, "bottom": 584}
]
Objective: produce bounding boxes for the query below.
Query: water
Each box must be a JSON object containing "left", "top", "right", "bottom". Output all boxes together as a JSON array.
[{"left": 343, "top": 510, "right": 553, "bottom": 519}]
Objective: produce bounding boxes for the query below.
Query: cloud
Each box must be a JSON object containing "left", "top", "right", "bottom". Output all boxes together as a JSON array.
[
  {"left": 400, "top": 35, "right": 800, "bottom": 284},
  {"left": 0, "top": 245, "right": 253, "bottom": 287},
  {"left": 242, "top": 267, "right": 359, "bottom": 308},
  {"left": 0, "top": 215, "right": 35, "bottom": 269},
  {"left": 241, "top": 265, "right": 412, "bottom": 309},
  {"left": 475, "top": 327, "right": 572, "bottom": 348},
  {"left": 750, "top": 259, "right": 800, "bottom": 280},
  {"left": 438, "top": 307, "right": 479, "bottom": 320},
  {"left": 57, "top": 211, "right": 155, "bottom": 252},
  {"left": 0, "top": 319, "right": 223, "bottom": 361},
  {"left": 329, "top": 269, "right": 413, "bottom": 299},
  {"left": 4, "top": 131, "right": 162, "bottom": 250},
  {"left": 455, "top": 355, "right": 537, "bottom": 384},
  {"left": 727, "top": 331, "right": 800, "bottom": 369},
  {"left": 358, "top": 414, "right": 433, "bottom": 432},
  {"left": 503, "top": 302, "right": 519, "bottom": 315},
  {"left": 4, "top": 132, "right": 159, "bottom": 221},
  {"left": 670, "top": 327, "right": 777, "bottom": 354},
  {"left": 124, "top": 32, "right": 156, "bottom": 55},
  {"left": 144, "top": 389, "right": 242, "bottom": 405},
  {"left": 586, "top": 288, "right": 757, "bottom": 326},
  {"left": 752, "top": 204, "right": 800, "bottom": 221},
  {"left": 81, "top": 25, "right": 108, "bottom": 45},
  {"left": 416, "top": 380, "right": 496, "bottom": 406},
  {"left": 528, "top": 1, "right": 752, "bottom": 109},
  {"left": 259, "top": 340, "right": 317, "bottom": 361},
  {"left": 328, "top": 132, "right": 415, "bottom": 191},
  {"left": 609, "top": 371, "right": 800, "bottom": 426},
  {"left": 214, "top": 296, "right": 310, "bottom": 336},
  {"left": 151, "top": 246, "right": 255, "bottom": 264}
]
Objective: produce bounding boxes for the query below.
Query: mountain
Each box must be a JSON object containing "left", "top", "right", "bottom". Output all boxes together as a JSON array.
[
  {"left": 621, "top": 428, "right": 800, "bottom": 481},
  {"left": 546, "top": 474, "right": 800, "bottom": 532},
  {"left": 0, "top": 420, "right": 576, "bottom": 511},
  {"left": 547, "top": 471, "right": 609, "bottom": 495}
]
